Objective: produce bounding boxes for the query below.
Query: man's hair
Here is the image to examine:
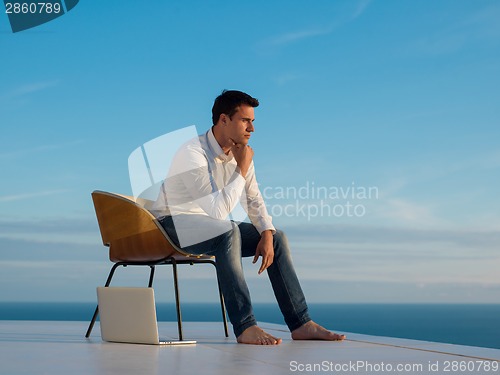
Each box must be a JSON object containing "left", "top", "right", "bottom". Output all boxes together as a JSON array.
[{"left": 212, "top": 90, "right": 259, "bottom": 125}]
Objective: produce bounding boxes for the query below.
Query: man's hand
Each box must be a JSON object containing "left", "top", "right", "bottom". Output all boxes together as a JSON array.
[
  {"left": 231, "top": 141, "right": 253, "bottom": 178},
  {"left": 253, "top": 230, "right": 274, "bottom": 274}
]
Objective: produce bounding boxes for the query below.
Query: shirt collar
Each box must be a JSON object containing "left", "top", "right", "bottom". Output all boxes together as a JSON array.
[{"left": 207, "top": 127, "right": 234, "bottom": 162}]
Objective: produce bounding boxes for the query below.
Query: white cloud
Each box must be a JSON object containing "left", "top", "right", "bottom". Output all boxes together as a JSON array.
[
  {"left": 282, "top": 222, "right": 500, "bottom": 287},
  {"left": 404, "top": 3, "right": 500, "bottom": 57},
  {"left": 257, "top": 0, "right": 371, "bottom": 50},
  {"left": 0, "top": 217, "right": 101, "bottom": 250},
  {"left": 285, "top": 222, "right": 500, "bottom": 249},
  {"left": 0, "top": 260, "right": 103, "bottom": 269},
  {"left": 272, "top": 72, "right": 301, "bottom": 86},
  {"left": 351, "top": 0, "right": 372, "bottom": 21},
  {"left": 0, "top": 189, "right": 70, "bottom": 203},
  {"left": 0, "top": 80, "right": 60, "bottom": 100},
  {"left": 376, "top": 197, "right": 444, "bottom": 227},
  {"left": 0, "top": 139, "right": 84, "bottom": 160},
  {"left": 263, "top": 27, "right": 333, "bottom": 47}
]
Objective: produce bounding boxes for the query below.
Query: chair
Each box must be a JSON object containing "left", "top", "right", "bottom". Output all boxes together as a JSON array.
[{"left": 85, "top": 190, "right": 229, "bottom": 341}]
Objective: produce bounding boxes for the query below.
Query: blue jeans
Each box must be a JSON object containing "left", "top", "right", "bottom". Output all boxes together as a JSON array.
[{"left": 159, "top": 215, "right": 311, "bottom": 337}]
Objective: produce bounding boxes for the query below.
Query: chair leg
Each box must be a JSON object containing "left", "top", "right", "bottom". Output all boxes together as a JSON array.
[
  {"left": 148, "top": 266, "right": 155, "bottom": 287},
  {"left": 85, "top": 263, "right": 122, "bottom": 338},
  {"left": 171, "top": 258, "right": 184, "bottom": 341},
  {"left": 217, "top": 280, "right": 229, "bottom": 338}
]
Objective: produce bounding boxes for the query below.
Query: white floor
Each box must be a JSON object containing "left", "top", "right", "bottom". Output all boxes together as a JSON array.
[{"left": 0, "top": 320, "right": 499, "bottom": 375}]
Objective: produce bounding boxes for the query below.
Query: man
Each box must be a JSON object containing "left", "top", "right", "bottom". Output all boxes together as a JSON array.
[{"left": 153, "top": 90, "right": 346, "bottom": 345}]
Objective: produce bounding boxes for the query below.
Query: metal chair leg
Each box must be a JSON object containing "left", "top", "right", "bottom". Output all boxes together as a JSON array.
[
  {"left": 148, "top": 266, "right": 155, "bottom": 287},
  {"left": 217, "top": 280, "right": 229, "bottom": 337},
  {"left": 171, "top": 258, "right": 184, "bottom": 341},
  {"left": 85, "top": 263, "right": 122, "bottom": 338}
]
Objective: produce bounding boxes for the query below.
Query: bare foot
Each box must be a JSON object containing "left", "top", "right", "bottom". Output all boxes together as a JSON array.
[
  {"left": 237, "top": 325, "right": 282, "bottom": 345},
  {"left": 291, "top": 321, "right": 346, "bottom": 341}
]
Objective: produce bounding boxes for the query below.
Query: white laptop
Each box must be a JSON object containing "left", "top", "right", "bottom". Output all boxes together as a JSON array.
[{"left": 97, "top": 287, "right": 196, "bottom": 345}]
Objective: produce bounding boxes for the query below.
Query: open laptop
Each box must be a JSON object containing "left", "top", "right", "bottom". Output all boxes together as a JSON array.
[{"left": 97, "top": 287, "right": 196, "bottom": 345}]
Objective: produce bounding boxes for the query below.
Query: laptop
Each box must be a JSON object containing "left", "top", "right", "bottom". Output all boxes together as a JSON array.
[{"left": 97, "top": 287, "right": 196, "bottom": 345}]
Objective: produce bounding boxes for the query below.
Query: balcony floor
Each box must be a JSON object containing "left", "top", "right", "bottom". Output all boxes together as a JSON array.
[{"left": 1, "top": 320, "right": 499, "bottom": 374}]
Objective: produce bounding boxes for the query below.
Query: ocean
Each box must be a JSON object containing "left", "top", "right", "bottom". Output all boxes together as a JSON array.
[{"left": 0, "top": 302, "right": 499, "bottom": 350}]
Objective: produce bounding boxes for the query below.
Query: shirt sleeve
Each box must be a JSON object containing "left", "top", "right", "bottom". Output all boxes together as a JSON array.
[
  {"left": 242, "top": 162, "right": 276, "bottom": 234},
  {"left": 170, "top": 142, "right": 247, "bottom": 220}
]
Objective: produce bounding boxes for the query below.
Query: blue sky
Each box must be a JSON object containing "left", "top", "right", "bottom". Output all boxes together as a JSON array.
[{"left": 1, "top": 0, "right": 499, "bottom": 303}]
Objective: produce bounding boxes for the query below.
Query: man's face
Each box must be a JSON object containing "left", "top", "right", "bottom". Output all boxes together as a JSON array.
[{"left": 224, "top": 105, "right": 255, "bottom": 145}]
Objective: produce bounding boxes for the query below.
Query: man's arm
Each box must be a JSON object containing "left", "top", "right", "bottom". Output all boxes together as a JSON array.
[
  {"left": 238, "top": 146, "right": 276, "bottom": 274},
  {"left": 230, "top": 142, "right": 253, "bottom": 178},
  {"left": 253, "top": 229, "right": 274, "bottom": 274},
  {"left": 242, "top": 162, "right": 276, "bottom": 235},
  {"left": 170, "top": 142, "right": 247, "bottom": 219}
]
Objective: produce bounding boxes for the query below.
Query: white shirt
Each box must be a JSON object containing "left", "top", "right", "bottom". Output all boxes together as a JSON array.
[{"left": 152, "top": 127, "right": 275, "bottom": 236}]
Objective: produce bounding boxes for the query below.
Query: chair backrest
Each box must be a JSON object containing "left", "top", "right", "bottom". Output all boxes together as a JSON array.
[{"left": 92, "top": 190, "right": 180, "bottom": 262}]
